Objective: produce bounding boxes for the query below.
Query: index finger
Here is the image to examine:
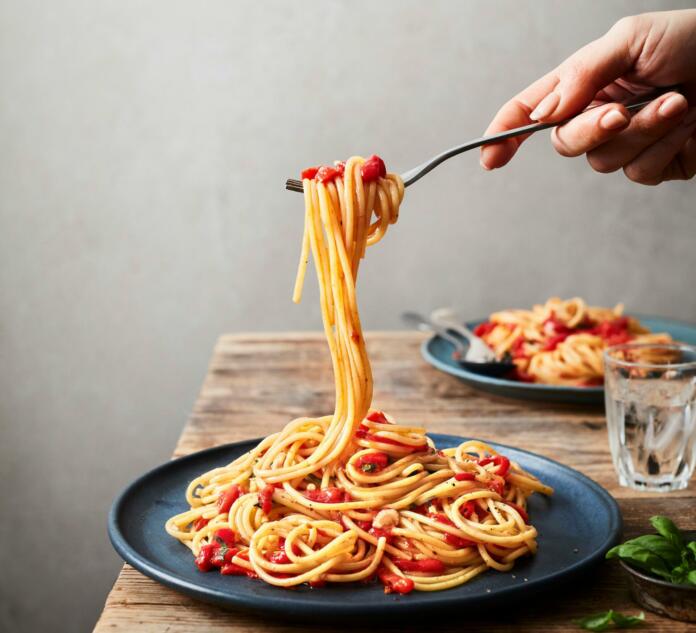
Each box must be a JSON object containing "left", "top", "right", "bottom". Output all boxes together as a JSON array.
[
  {"left": 479, "top": 73, "right": 559, "bottom": 169},
  {"left": 480, "top": 23, "right": 635, "bottom": 169}
]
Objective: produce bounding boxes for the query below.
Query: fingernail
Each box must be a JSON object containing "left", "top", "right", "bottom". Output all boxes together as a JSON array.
[
  {"left": 479, "top": 156, "right": 492, "bottom": 171},
  {"left": 600, "top": 109, "right": 630, "bottom": 130},
  {"left": 658, "top": 94, "right": 688, "bottom": 119},
  {"left": 530, "top": 92, "right": 560, "bottom": 121},
  {"left": 683, "top": 108, "right": 696, "bottom": 126}
]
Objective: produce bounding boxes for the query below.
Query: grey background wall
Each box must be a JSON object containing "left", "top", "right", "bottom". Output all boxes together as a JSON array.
[{"left": 1, "top": 1, "right": 695, "bottom": 631}]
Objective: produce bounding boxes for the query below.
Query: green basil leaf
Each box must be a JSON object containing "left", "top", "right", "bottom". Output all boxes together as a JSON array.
[
  {"left": 687, "top": 541, "right": 696, "bottom": 559},
  {"left": 617, "top": 543, "right": 670, "bottom": 578},
  {"left": 688, "top": 570, "right": 696, "bottom": 586},
  {"left": 633, "top": 534, "right": 682, "bottom": 567},
  {"left": 575, "top": 610, "right": 646, "bottom": 630},
  {"left": 671, "top": 564, "right": 689, "bottom": 585},
  {"left": 650, "top": 516, "right": 684, "bottom": 551},
  {"left": 606, "top": 537, "right": 676, "bottom": 579},
  {"left": 574, "top": 610, "right": 614, "bottom": 631},
  {"left": 611, "top": 611, "right": 645, "bottom": 628}
]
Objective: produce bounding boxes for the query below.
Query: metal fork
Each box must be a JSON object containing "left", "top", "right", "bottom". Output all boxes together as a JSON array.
[
  {"left": 429, "top": 307, "right": 496, "bottom": 363},
  {"left": 285, "top": 94, "right": 666, "bottom": 193}
]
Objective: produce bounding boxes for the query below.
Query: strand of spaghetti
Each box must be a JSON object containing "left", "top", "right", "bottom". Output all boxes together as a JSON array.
[{"left": 291, "top": 184, "right": 312, "bottom": 304}]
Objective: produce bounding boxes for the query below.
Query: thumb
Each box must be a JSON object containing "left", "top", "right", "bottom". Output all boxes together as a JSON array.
[{"left": 530, "top": 19, "right": 638, "bottom": 122}]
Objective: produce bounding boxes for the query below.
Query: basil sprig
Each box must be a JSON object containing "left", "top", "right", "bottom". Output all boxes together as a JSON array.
[
  {"left": 606, "top": 515, "right": 696, "bottom": 585},
  {"left": 574, "top": 610, "right": 645, "bottom": 631}
]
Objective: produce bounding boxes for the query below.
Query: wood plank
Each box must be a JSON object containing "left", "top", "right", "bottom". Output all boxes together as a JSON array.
[{"left": 93, "top": 333, "right": 696, "bottom": 633}]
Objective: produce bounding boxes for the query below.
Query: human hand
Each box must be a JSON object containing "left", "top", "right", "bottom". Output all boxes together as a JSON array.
[{"left": 480, "top": 10, "right": 696, "bottom": 185}]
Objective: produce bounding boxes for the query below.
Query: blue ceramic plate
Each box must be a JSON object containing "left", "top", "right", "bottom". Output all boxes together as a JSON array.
[
  {"left": 422, "top": 315, "right": 696, "bottom": 404},
  {"left": 109, "top": 434, "right": 621, "bottom": 619}
]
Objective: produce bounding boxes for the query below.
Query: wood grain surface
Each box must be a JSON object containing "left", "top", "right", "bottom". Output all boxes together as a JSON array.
[{"left": 93, "top": 333, "right": 695, "bottom": 632}]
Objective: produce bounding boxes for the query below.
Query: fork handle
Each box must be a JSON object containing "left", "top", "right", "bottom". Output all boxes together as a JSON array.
[{"left": 401, "top": 88, "right": 678, "bottom": 186}]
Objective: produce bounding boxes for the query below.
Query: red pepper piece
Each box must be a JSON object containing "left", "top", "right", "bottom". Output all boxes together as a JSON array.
[
  {"left": 360, "top": 155, "right": 387, "bottom": 183},
  {"left": 275, "top": 536, "right": 302, "bottom": 556},
  {"left": 589, "top": 317, "right": 630, "bottom": 341},
  {"left": 541, "top": 333, "right": 571, "bottom": 351},
  {"left": 366, "top": 411, "right": 389, "bottom": 423},
  {"left": 505, "top": 501, "right": 529, "bottom": 523},
  {"left": 266, "top": 536, "right": 297, "bottom": 564},
  {"left": 268, "top": 549, "right": 291, "bottom": 564},
  {"left": 454, "top": 472, "right": 476, "bottom": 481},
  {"left": 510, "top": 336, "right": 528, "bottom": 359},
  {"left": 605, "top": 331, "right": 632, "bottom": 346},
  {"left": 193, "top": 517, "right": 209, "bottom": 531},
  {"left": 212, "top": 545, "right": 239, "bottom": 567},
  {"left": 300, "top": 166, "right": 319, "bottom": 180},
  {"left": 316, "top": 165, "right": 340, "bottom": 183},
  {"left": 355, "top": 452, "right": 390, "bottom": 473},
  {"left": 215, "top": 528, "right": 237, "bottom": 546},
  {"left": 394, "top": 558, "right": 445, "bottom": 574},
  {"left": 496, "top": 456, "right": 510, "bottom": 477},
  {"left": 220, "top": 561, "right": 247, "bottom": 575},
  {"left": 194, "top": 543, "right": 218, "bottom": 572},
  {"left": 259, "top": 485, "right": 275, "bottom": 515},
  {"left": 434, "top": 513, "right": 477, "bottom": 548},
  {"left": 434, "top": 513, "right": 454, "bottom": 525},
  {"left": 478, "top": 455, "right": 510, "bottom": 477},
  {"left": 473, "top": 321, "right": 497, "bottom": 338},
  {"left": 369, "top": 526, "right": 393, "bottom": 542},
  {"left": 461, "top": 501, "right": 479, "bottom": 520},
  {"left": 378, "top": 568, "right": 414, "bottom": 594},
  {"left": 217, "top": 484, "right": 241, "bottom": 513},
  {"left": 488, "top": 479, "right": 505, "bottom": 496},
  {"left": 543, "top": 313, "right": 572, "bottom": 337},
  {"left": 445, "top": 533, "right": 477, "bottom": 548},
  {"left": 303, "top": 487, "right": 345, "bottom": 504}
]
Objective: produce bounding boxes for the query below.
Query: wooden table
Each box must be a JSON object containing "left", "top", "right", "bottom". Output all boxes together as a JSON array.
[{"left": 94, "top": 333, "right": 695, "bottom": 632}]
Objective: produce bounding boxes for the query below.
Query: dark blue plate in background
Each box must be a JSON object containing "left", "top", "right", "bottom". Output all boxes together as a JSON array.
[
  {"left": 422, "top": 315, "right": 696, "bottom": 404},
  {"left": 109, "top": 434, "right": 621, "bottom": 619}
]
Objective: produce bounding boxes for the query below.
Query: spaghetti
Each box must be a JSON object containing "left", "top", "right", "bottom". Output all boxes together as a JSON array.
[
  {"left": 474, "top": 297, "right": 673, "bottom": 386},
  {"left": 166, "top": 155, "right": 552, "bottom": 594}
]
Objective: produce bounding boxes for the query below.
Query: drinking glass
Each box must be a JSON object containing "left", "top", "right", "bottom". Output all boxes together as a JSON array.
[{"left": 604, "top": 343, "right": 696, "bottom": 491}]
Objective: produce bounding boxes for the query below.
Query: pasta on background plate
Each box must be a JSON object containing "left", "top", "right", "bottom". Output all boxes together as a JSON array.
[{"left": 474, "top": 297, "right": 673, "bottom": 386}]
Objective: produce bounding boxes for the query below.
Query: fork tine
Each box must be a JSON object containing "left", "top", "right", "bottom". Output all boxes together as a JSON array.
[{"left": 285, "top": 179, "right": 304, "bottom": 193}]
